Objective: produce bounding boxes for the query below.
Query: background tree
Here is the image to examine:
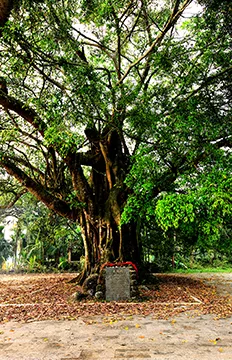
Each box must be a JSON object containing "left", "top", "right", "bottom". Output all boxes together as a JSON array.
[
  {"left": 154, "top": 163, "right": 232, "bottom": 266},
  {"left": 10, "top": 194, "right": 83, "bottom": 271},
  {"left": 0, "top": 0, "right": 231, "bottom": 282}
]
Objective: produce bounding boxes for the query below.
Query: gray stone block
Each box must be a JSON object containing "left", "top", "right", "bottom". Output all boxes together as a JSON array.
[{"left": 105, "top": 267, "right": 130, "bottom": 301}]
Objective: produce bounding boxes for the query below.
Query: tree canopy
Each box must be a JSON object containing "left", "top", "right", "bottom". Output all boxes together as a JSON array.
[{"left": 0, "top": 0, "right": 231, "bottom": 281}]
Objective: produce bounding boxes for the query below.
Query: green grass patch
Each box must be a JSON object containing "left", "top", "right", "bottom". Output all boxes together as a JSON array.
[{"left": 168, "top": 267, "right": 232, "bottom": 274}]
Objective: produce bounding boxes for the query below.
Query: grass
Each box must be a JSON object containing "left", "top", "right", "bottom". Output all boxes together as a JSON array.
[{"left": 169, "top": 267, "right": 232, "bottom": 274}]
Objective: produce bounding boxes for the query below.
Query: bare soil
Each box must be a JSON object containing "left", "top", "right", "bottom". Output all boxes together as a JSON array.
[
  {"left": 0, "top": 272, "right": 231, "bottom": 360},
  {"left": 181, "top": 272, "right": 232, "bottom": 296}
]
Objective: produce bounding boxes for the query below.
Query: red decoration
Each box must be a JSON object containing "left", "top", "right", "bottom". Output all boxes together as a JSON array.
[{"left": 100, "top": 261, "right": 138, "bottom": 277}]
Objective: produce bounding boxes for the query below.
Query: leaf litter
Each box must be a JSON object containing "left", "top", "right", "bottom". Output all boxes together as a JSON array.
[{"left": 0, "top": 273, "right": 231, "bottom": 323}]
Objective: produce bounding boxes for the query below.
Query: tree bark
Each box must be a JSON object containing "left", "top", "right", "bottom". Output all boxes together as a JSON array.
[
  {"left": 1, "top": 117, "right": 141, "bottom": 284},
  {"left": 69, "top": 128, "right": 141, "bottom": 284},
  {"left": 75, "top": 210, "right": 141, "bottom": 284},
  {"left": 0, "top": 0, "right": 13, "bottom": 29}
]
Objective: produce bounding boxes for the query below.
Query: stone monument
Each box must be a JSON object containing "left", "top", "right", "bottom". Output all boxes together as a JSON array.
[
  {"left": 96, "top": 262, "right": 139, "bottom": 301},
  {"left": 105, "top": 266, "right": 131, "bottom": 301}
]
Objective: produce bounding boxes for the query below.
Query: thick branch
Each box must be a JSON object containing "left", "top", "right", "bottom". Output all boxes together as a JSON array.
[
  {"left": 0, "top": 92, "right": 47, "bottom": 136},
  {"left": 0, "top": 156, "right": 78, "bottom": 220},
  {"left": 66, "top": 153, "right": 94, "bottom": 208},
  {"left": 99, "top": 142, "right": 113, "bottom": 189},
  {"left": 6, "top": 153, "right": 44, "bottom": 179}
]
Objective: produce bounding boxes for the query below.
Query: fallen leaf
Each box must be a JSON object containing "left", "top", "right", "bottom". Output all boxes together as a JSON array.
[
  {"left": 208, "top": 339, "right": 217, "bottom": 345},
  {"left": 0, "top": 273, "right": 231, "bottom": 322},
  {"left": 135, "top": 324, "right": 141, "bottom": 328}
]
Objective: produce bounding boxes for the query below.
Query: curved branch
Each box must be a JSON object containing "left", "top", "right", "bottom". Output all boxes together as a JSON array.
[
  {"left": 0, "top": 156, "right": 78, "bottom": 221},
  {"left": 0, "top": 92, "right": 47, "bottom": 136},
  {"left": 6, "top": 153, "right": 44, "bottom": 179}
]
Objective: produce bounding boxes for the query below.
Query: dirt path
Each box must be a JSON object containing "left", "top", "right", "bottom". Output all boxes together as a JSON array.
[
  {"left": 0, "top": 311, "right": 232, "bottom": 360},
  {"left": 0, "top": 272, "right": 231, "bottom": 360},
  {"left": 182, "top": 272, "right": 232, "bottom": 297}
]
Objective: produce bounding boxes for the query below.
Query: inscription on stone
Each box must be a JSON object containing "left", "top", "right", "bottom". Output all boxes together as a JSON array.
[{"left": 105, "top": 267, "right": 130, "bottom": 301}]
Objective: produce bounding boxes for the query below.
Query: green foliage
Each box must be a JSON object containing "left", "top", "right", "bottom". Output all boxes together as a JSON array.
[
  {"left": 11, "top": 194, "right": 83, "bottom": 271},
  {"left": 155, "top": 165, "right": 232, "bottom": 240},
  {"left": 78, "top": 0, "right": 125, "bottom": 25},
  {"left": 44, "top": 127, "right": 85, "bottom": 158},
  {"left": 0, "top": 0, "right": 231, "bottom": 271}
]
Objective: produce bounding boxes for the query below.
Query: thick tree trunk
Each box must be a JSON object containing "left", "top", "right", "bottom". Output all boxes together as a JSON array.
[
  {"left": 76, "top": 210, "right": 141, "bottom": 285},
  {"left": 68, "top": 126, "right": 141, "bottom": 284},
  {"left": 0, "top": 91, "right": 140, "bottom": 284}
]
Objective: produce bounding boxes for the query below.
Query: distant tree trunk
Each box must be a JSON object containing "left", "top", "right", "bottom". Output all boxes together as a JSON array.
[
  {"left": 0, "top": 0, "right": 13, "bottom": 29},
  {"left": 68, "top": 247, "right": 72, "bottom": 263}
]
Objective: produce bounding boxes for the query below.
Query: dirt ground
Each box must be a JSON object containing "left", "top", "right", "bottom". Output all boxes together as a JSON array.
[
  {"left": 0, "top": 272, "right": 231, "bottom": 360},
  {"left": 183, "top": 272, "right": 232, "bottom": 296}
]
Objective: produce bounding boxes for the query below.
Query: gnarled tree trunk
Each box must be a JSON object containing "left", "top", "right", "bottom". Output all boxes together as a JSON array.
[
  {"left": 0, "top": 79, "right": 141, "bottom": 285},
  {"left": 71, "top": 127, "right": 141, "bottom": 284},
  {"left": 77, "top": 212, "right": 141, "bottom": 284}
]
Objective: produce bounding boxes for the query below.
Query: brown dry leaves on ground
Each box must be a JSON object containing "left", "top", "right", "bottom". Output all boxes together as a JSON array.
[{"left": 0, "top": 273, "right": 231, "bottom": 323}]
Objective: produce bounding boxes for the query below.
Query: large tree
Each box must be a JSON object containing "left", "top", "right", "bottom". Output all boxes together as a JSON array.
[{"left": 0, "top": 0, "right": 231, "bottom": 282}]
